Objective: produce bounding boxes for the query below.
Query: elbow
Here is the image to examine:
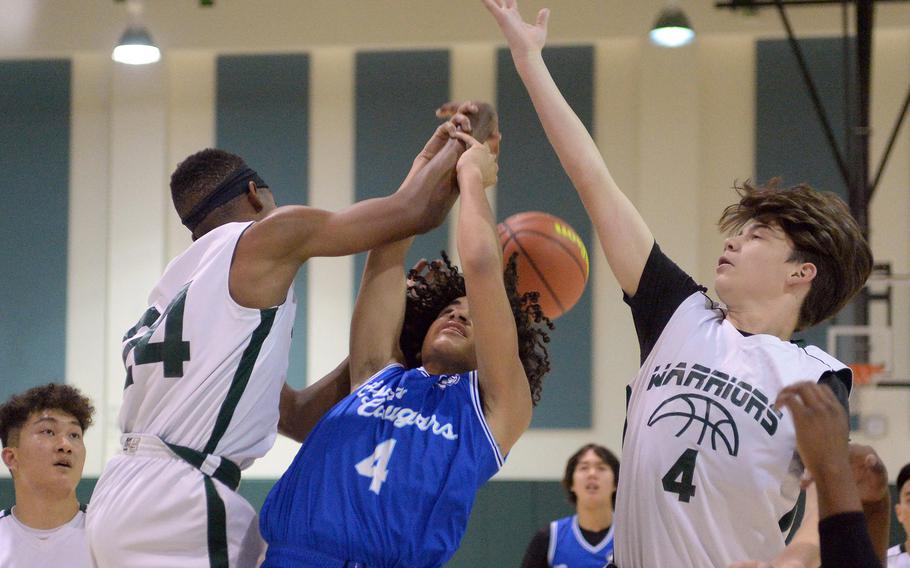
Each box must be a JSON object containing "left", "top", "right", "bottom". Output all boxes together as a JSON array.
[{"left": 459, "top": 243, "right": 502, "bottom": 275}]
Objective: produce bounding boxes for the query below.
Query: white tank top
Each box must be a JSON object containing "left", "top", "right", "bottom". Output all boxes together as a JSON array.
[
  {"left": 119, "top": 221, "right": 296, "bottom": 468},
  {"left": 614, "top": 292, "right": 849, "bottom": 567}
]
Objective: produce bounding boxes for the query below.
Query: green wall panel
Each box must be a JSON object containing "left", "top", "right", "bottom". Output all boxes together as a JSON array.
[
  {"left": 496, "top": 46, "right": 594, "bottom": 429},
  {"left": 0, "top": 59, "right": 70, "bottom": 402},
  {"left": 216, "top": 54, "right": 310, "bottom": 388}
]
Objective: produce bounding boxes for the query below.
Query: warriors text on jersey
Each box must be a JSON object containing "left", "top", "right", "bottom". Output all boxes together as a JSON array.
[
  {"left": 613, "top": 244, "right": 851, "bottom": 567},
  {"left": 260, "top": 364, "right": 503, "bottom": 568},
  {"left": 548, "top": 515, "right": 614, "bottom": 568}
]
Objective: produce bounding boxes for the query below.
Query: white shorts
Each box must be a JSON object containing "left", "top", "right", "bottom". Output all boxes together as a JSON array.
[{"left": 86, "top": 435, "right": 264, "bottom": 568}]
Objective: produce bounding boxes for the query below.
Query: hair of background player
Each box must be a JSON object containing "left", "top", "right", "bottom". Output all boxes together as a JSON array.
[
  {"left": 562, "top": 443, "right": 621, "bottom": 508},
  {"left": 0, "top": 383, "right": 95, "bottom": 447}
]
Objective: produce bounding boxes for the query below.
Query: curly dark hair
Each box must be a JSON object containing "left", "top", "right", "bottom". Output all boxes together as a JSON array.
[
  {"left": 399, "top": 252, "right": 553, "bottom": 406},
  {"left": 0, "top": 383, "right": 95, "bottom": 447},
  {"left": 718, "top": 179, "right": 873, "bottom": 331}
]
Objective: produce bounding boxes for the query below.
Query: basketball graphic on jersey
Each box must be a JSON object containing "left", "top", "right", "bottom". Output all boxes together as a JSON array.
[{"left": 647, "top": 393, "right": 740, "bottom": 456}]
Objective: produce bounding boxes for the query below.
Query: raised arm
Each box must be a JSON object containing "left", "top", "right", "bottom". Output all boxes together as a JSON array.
[
  {"left": 231, "top": 106, "right": 494, "bottom": 309},
  {"left": 455, "top": 132, "right": 530, "bottom": 454},
  {"left": 481, "top": 0, "right": 653, "bottom": 295},
  {"left": 348, "top": 237, "right": 413, "bottom": 391}
]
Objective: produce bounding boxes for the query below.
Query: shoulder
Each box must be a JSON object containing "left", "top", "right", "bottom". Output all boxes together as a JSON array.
[
  {"left": 657, "top": 292, "right": 722, "bottom": 334},
  {"left": 801, "top": 345, "right": 850, "bottom": 371},
  {"left": 354, "top": 363, "right": 407, "bottom": 391}
]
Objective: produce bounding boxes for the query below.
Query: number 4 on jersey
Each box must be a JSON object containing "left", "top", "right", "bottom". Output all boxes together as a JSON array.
[
  {"left": 123, "top": 284, "right": 192, "bottom": 387},
  {"left": 355, "top": 439, "right": 397, "bottom": 495},
  {"left": 662, "top": 448, "right": 698, "bottom": 503}
]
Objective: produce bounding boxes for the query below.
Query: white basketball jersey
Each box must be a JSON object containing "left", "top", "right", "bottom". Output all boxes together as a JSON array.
[
  {"left": 614, "top": 292, "right": 849, "bottom": 567},
  {"left": 0, "top": 507, "right": 91, "bottom": 568},
  {"left": 119, "top": 221, "right": 296, "bottom": 468},
  {"left": 888, "top": 544, "right": 910, "bottom": 567}
]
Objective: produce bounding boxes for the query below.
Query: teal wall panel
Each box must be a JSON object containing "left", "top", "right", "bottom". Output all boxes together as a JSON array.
[
  {"left": 0, "top": 60, "right": 70, "bottom": 403},
  {"left": 496, "top": 46, "right": 594, "bottom": 428},
  {"left": 353, "top": 50, "right": 451, "bottom": 288},
  {"left": 216, "top": 54, "right": 310, "bottom": 388},
  {"left": 755, "top": 38, "right": 853, "bottom": 349}
]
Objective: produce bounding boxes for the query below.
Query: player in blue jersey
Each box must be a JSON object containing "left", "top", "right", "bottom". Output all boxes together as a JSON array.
[
  {"left": 260, "top": 117, "right": 553, "bottom": 568},
  {"left": 521, "top": 444, "right": 619, "bottom": 568}
]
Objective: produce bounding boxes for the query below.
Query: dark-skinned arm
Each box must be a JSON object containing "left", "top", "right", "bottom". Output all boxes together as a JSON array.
[{"left": 278, "top": 357, "right": 351, "bottom": 443}]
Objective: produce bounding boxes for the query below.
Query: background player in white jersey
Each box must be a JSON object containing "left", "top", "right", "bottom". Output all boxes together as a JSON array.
[
  {"left": 0, "top": 383, "right": 94, "bottom": 568},
  {"left": 890, "top": 463, "right": 910, "bottom": 567},
  {"left": 521, "top": 443, "right": 619, "bottom": 568},
  {"left": 482, "top": 1, "right": 874, "bottom": 566},
  {"left": 86, "top": 103, "right": 497, "bottom": 567},
  {"left": 259, "top": 131, "right": 553, "bottom": 567}
]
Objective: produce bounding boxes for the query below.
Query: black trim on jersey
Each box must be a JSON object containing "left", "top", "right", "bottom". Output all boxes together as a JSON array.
[
  {"left": 79, "top": 503, "right": 87, "bottom": 513},
  {"left": 817, "top": 369, "right": 851, "bottom": 416},
  {"left": 203, "top": 307, "right": 277, "bottom": 455},
  {"left": 203, "top": 476, "right": 229, "bottom": 568},
  {"left": 622, "top": 384, "right": 631, "bottom": 447},
  {"left": 0, "top": 509, "right": 9, "bottom": 519},
  {"left": 902, "top": 543, "right": 908, "bottom": 554},
  {"left": 165, "top": 441, "right": 241, "bottom": 491},
  {"left": 779, "top": 490, "right": 806, "bottom": 544},
  {"left": 623, "top": 243, "right": 705, "bottom": 364}
]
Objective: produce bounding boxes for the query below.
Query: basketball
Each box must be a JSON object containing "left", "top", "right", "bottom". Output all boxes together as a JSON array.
[{"left": 497, "top": 211, "right": 589, "bottom": 320}]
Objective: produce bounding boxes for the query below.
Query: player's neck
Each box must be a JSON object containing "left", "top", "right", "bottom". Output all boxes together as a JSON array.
[
  {"left": 576, "top": 503, "right": 612, "bottom": 532},
  {"left": 725, "top": 300, "right": 798, "bottom": 341},
  {"left": 12, "top": 488, "right": 80, "bottom": 529}
]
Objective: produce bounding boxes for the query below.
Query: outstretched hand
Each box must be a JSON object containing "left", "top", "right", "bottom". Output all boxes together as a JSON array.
[
  {"left": 454, "top": 132, "right": 498, "bottom": 190},
  {"left": 417, "top": 107, "right": 474, "bottom": 164},
  {"left": 849, "top": 443, "right": 888, "bottom": 504},
  {"left": 437, "top": 100, "right": 501, "bottom": 154},
  {"left": 481, "top": 0, "right": 550, "bottom": 58}
]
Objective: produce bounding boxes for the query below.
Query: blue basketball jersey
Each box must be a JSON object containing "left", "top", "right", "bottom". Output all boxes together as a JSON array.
[
  {"left": 260, "top": 364, "right": 504, "bottom": 568},
  {"left": 549, "top": 515, "right": 614, "bottom": 568}
]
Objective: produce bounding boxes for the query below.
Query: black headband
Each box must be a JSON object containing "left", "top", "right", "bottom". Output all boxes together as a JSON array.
[{"left": 181, "top": 166, "right": 268, "bottom": 231}]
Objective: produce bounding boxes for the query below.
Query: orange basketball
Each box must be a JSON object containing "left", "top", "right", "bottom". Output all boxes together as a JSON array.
[{"left": 497, "top": 211, "right": 589, "bottom": 319}]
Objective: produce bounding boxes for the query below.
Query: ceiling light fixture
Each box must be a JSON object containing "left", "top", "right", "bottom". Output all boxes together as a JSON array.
[
  {"left": 649, "top": 4, "right": 696, "bottom": 48},
  {"left": 112, "top": 26, "right": 160, "bottom": 65},
  {"left": 112, "top": 0, "right": 160, "bottom": 65}
]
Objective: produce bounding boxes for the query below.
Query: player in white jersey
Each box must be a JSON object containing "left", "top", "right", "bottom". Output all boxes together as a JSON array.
[
  {"left": 86, "top": 103, "right": 498, "bottom": 567},
  {"left": 0, "top": 383, "right": 95, "bottom": 568},
  {"left": 482, "top": 1, "right": 873, "bottom": 565},
  {"left": 890, "top": 463, "right": 910, "bottom": 567}
]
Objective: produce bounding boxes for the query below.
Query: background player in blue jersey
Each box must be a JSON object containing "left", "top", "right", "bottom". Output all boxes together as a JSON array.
[
  {"left": 260, "top": 113, "right": 553, "bottom": 568},
  {"left": 521, "top": 444, "right": 619, "bottom": 568}
]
